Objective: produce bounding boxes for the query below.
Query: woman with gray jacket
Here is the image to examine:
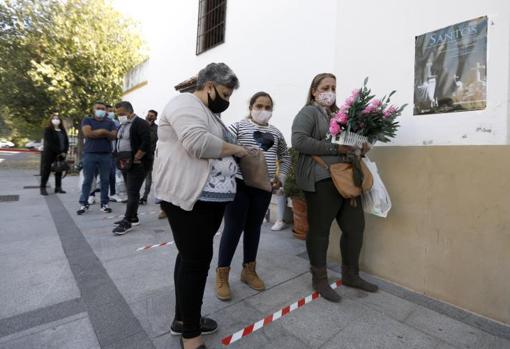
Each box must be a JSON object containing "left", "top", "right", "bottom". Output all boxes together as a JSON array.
[
  {"left": 153, "top": 63, "right": 248, "bottom": 349},
  {"left": 291, "top": 73, "right": 378, "bottom": 303}
]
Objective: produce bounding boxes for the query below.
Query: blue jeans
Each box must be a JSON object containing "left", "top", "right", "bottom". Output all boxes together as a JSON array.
[{"left": 79, "top": 152, "right": 112, "bottom": 205}]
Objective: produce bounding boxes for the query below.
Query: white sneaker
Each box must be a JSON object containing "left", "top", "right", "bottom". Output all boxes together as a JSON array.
[
  {"left": 88, "top": 196, "right": 96, "bottom": 205},
  {"left": 271, "top": 220, "right": 287, "bottom": 231},
  {"left": 110, "top": 194, "right": 122, "bottom": 203}
]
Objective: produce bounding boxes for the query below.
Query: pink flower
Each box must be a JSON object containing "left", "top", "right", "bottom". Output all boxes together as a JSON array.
[
  {"left": 370, "top": 98, "right": 382, "bottom": 108},
  {"left": 339, "top": 104, "right": 350, "bottom": 113},
  {"left": 336, "top": 113, "right": 349, "bottom": 125},
  {"left": 345, "top": 95, "right": 355, "bottom": 106},
  {"left": 363, "top": 104, "right": 376, "bottom": 114},
  {"left": 329, "top": 119, "right": 341, "bottom": 136},
  {"left": 351, "top": 88, "right": 361, "bottom": 97},
  {"left": 383, "top": 105, "right": 398, "bottom": 118}
]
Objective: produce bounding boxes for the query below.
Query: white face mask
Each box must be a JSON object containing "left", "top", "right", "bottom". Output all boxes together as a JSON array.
[
  {"left": 118, "top": 115, "right": 128, "bottom": 124},
  {"left": 51, "top": 119, "right": 61, "bottom": 127},
  {"left": 251, "top": 110, "right": 272, "bottom": 125},
  {"left": 316, "top": 91, "right": 336, "bottom": 107}
]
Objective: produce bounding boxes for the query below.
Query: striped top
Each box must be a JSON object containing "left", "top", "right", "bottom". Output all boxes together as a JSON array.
[{"left": 229, "top": 118, "right": 291, "bottom": 180}]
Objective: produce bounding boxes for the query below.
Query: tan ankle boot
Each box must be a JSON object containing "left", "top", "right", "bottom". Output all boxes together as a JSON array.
[
  {"left": 215, "top": 267, "right": 231, "bottom": 301},
  {"left": 240, "top": 262, "right": 265, "bottom": 291}
]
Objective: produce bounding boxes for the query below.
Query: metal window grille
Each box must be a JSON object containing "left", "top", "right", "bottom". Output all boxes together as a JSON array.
[{"left": 196, "top": 0, "right": 227, "bottom": 55}]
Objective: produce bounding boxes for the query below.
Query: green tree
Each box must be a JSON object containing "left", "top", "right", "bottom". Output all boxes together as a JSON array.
[{"left": 0, "top": 0, "right": 145, "bottom": 145}]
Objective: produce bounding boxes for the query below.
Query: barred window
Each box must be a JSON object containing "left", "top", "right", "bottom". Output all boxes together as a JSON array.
[{"left": 196, "top": 0, "right": 227, "bottom": 55}]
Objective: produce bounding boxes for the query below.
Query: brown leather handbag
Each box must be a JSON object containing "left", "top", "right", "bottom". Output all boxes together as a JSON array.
[
  {"left": 239, "top": 147, "right": 272, "bottom": 192},
  {"left": 312, "top": 155, "right": 373, "bottom": 205}
]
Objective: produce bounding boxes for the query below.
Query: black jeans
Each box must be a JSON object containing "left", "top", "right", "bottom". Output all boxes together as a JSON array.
[
  {"left": 218, "top": 179, "right": 272, "bottom": 267},
  {"left": 141, "top": 169, "right": 152, "bottom": 200},
  {"left": 304, "top": 179, "right": 365, "bottom": 268},
  {"left": 121, "top": 163, "right": 146, "bottom": 220},
  {"left": 161, "top": 200, "right": 226, "bottom": 339},
  {"left": 40, "top": 152, "right": 62, "bottom": 189}
]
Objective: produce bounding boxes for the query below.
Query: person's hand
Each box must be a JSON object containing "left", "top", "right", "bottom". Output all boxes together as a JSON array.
[
  {"left": 361, "top": 142, "right": 370, "bottom": 156},
  {"left": 233, "top": 145, "right": 249, "bottom": 158},
  {"left": 337, "top": 145, "right": 354, "bottom": 154},
  {"left": 271, "top": 177, "right": 282, "bottom": 190}
]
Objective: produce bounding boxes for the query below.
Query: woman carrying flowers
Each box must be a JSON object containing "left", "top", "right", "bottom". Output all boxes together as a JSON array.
[{"left": 291, "top": 73, "right": 378, "bottom": 303}]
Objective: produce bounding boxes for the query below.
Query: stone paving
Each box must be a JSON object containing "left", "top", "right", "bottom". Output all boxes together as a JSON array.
[{"left": 0, "top": 151, "right": 509, "bottom": 349}]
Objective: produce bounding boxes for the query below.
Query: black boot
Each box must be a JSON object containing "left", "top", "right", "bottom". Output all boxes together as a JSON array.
[
  {"left": 40, "top": 187, "right": 48, "bottom": 196},
  {"left": 310, "top": 266, "right": 341, "bottom": 303},
  {"left": 341, "top": 265, "right": 378, "bottom": 292},
  {"left": 55, "top": 188, "right": 66, "bottom": 194}
]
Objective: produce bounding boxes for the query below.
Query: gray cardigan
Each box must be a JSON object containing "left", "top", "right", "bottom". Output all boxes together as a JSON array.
[{"left": 291, "top": 105, "right": 344, "bottom": 192}]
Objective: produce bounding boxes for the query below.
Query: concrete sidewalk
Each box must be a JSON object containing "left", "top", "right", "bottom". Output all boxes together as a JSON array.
[{"left": 0, "top": 154, "right": 509, "bottom": 349}]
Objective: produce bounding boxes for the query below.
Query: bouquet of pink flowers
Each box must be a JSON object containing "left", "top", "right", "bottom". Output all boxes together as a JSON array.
[{"left": 329, "top": 78, "right": 407, "bottom": 146}]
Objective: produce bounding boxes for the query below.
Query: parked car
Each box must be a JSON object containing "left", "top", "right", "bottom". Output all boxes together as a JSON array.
[
  {"left": 25, "top": 140, "right": 43, "bottom": 150},
  {"left": 0, "top": 139, "right": 15, "bottom": 148}
]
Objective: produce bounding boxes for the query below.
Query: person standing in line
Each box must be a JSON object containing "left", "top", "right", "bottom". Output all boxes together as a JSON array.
[
  {"left": 215, "top": 92, "right": 290, "bottom": 301},
  {"left": 40, "top": 113, "right": 69, "bottom": 195},
  {"left": 139, "top": 109, "right": 158, "bottom": 205},
  {"left": 291, "top": 73, "right": 378, "bottom": 303},
  {"left": 154, "top": 63, "right": 247, "bottom": 349},
  {"left": 77, "top": 101, "right": 117, "bottom": 215},
  {"left": 106, "top": 104, "right": 124, "bottom": 203},
  {"left": 112, "top": 101, "right": 152, "bottom": 235}
]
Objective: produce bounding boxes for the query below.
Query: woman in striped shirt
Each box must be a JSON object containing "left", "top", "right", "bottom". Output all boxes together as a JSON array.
[{"left": 215, "top": 92, "right": 291, "bottom": 301}]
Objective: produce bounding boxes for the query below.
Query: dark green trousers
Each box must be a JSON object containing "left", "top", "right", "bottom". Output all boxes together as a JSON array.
[{"left": 304, "top": 179, "right": 365, "bottom": 268}]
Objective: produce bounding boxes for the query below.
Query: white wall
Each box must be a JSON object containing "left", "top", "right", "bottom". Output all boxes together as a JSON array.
[
  {"left": 123, "top": 0, "right": 510, "bottom": 146},
  {"left": 122, "top": 0, "right": 339, "bottom": 142},
  {"left": 335, "top": 0, "right": 510, "bottom": 146}
]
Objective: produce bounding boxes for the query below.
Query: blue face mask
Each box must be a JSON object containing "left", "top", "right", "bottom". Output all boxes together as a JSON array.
[
  {"left": 107, "top": 112, "right": 115, "bottom": 120},
  {"left": 95, "top": 110, "right": 106, "bottom": 119}
]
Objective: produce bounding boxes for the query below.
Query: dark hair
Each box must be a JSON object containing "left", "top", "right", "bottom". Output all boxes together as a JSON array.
[
  {"left": 196, "top": 63, "right": 239, "bottom": 90},
  {"left": 115, "top": 101, "right": 134, "bottom": 113},
  {"left": 148, "top": 109, "right": 158, "bottom": 116},
  {"left": 249, "top": 92, "right": 274, "bottom": 110},
  {"left": 106, "top": 104, "right": 112, "bottom": 108},
  {"left": 306, "top": 73, "right": 338, "bottom": 113},
  {"left": 46, "top": 113, "right": 66, "bottom": 132},
  {"left": 94, "top": 100, "right": 107, "bottom": 108}
]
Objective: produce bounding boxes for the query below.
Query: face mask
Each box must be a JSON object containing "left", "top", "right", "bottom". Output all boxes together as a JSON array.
[
  {"left": 95, "top": 110, "right": 106, "bottom": 119},
  {"left": 51, "top": 119, "right": 61, "bottom": 127},
  {"left": 207, "top": 85, "right": 230, "bottom": 114},
  {"left": 251, "top": 110, "right": 272, "bottom": 125},
  {"left": 107, "top": 112, "right": 115, "bottom": 120},
  {"left": 118, "top": 115, "right": 129, "bottom": 124},
  {"left": 316, "top": 91, "right": 336, "bottom": 107}
]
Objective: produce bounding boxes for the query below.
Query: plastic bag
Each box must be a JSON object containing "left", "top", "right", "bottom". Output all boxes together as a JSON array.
[{"left": 362, "top": 158, "right": 392, "bottom": 218}]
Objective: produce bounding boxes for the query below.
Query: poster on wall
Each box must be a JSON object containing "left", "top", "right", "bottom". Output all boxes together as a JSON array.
[{"left": 414, "top": 16, "right": 487, "bottom": 115}]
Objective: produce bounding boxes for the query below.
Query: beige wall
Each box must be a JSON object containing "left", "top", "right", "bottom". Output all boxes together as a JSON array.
[{"left": 328, "top": 146, "right": 510, "bottom": 324}]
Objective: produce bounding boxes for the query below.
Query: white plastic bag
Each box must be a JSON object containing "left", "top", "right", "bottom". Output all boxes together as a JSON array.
[{"left": 362, "top": 158, "right": 392, "bottom": 218}]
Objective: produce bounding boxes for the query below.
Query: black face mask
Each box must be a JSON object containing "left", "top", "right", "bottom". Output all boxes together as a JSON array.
[{"left": 207, "top": 85, "right": 230, "bottom": 114}]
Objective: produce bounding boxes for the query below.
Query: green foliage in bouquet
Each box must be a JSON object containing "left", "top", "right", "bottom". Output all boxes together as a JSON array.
[{"left": 330, "top": 78, "right": 408, "bottom": 143}]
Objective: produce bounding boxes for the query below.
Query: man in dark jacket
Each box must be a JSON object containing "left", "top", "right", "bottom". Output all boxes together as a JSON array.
[
  {"left": 112, "top": 101, "right": 152, "bottom": 235},
  {"left": 139, "top": 109, "right": 158, "bottom": 205}
]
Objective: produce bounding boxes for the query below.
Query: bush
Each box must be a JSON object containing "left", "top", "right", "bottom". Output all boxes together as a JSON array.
[{"left": 284, "top": 148, "right": 305, "bottom": 199}]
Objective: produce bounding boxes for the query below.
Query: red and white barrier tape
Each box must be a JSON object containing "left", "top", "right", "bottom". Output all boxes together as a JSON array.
[
  {"left": 221, "top": 279, "right": 342, "bottom": 346},
  {"left": 136, "top": 233, "right": 221, "bottom": 252},
  {"left": 136, "top": 240, "right": 175, "bottom": 252}
]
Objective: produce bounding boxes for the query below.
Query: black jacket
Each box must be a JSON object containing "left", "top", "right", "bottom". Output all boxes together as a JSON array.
[
  {"left": 43, "top": 127, "right": 69, "bottom": 155},
  {"left": 123, "top": 116, "right": 153, "bottom": 167}
]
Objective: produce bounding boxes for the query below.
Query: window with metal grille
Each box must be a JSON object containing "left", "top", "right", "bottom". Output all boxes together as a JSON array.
[{"left": 196, "top": 0, "right": 227, "bottom": 55}]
